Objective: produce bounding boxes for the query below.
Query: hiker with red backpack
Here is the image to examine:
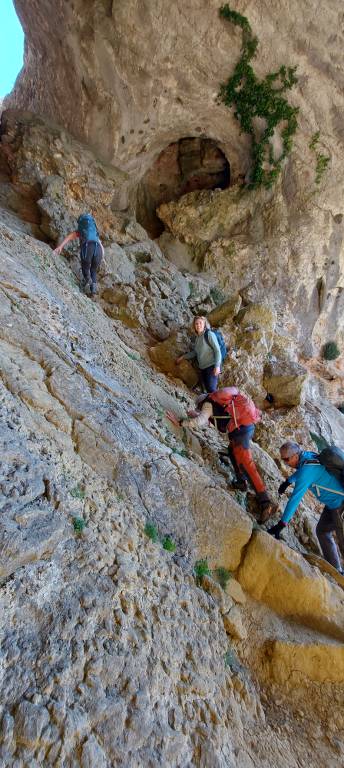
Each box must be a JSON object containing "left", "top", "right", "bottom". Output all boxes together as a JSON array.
[
  {"left": 53, "top": 213, "right": 104, "bottom": 296},
  {"left": 166, "top": 387, "right": 276, "bottom": 521},
  {"left": 176, "top": 316, "right": 226, "bottom": 393},
  {"left": 269, "top": 441, "right": 344, "bottom": 574}
]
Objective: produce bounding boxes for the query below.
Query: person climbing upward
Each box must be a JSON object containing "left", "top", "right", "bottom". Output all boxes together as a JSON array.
[
  {"left": 166, "top": 387, "right": 277, "bottom": 522},
  {"left": 269, "top": 441, "right": 344, "bottom": 574},
  {"left": 53, "top": 213, "right": 104, "bottom": 296},
  {"left": 175, "top": 316, "right": 223, "bottom": 393}
]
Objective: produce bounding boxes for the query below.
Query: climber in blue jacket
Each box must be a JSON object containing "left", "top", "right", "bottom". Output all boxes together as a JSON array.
[{"left": 269, "top": 441, "right": 344, "bottom": 573}]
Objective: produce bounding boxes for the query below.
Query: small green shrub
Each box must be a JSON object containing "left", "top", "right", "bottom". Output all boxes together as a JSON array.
[
  {"left": 70, "top": 485, "right": 85, "bottom": 500},
  {"left": 162, "top": 536, "right": 176, "bottom": 552},
  {"left": 194, "top": 558, "right": 211, "bottom": 586},
  {"left": 322, "top": 341, "right": 340, "bottom": 360},
  {"left": 214, "top": 567, "right": 232, "bottom": 589},
  {"left": 73, "top": 516, "right": 86, "bottom": 534},
  {"left": 144, "top": 522, "right": 159, "bottom": 543}
]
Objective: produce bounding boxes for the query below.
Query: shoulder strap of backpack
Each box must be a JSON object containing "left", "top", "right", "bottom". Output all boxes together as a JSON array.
[{"left": 204, "top": 329, "right": 212, "bottom": 349}]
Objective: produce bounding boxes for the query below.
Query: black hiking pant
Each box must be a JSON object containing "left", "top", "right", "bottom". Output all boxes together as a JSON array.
[
  {"left": 316, "top": 504, "right": 344, "bottom": 571},
  {"left": 80, "top": 241, "right": 102, "bottom": 292}
]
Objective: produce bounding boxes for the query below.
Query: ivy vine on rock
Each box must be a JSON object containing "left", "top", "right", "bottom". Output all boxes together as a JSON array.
[
  {"left": 219, "top": 4, "right": 299, "bottom": 189},
  {"left": 309, "top": 131, "right": 330, "bottom": 184}
]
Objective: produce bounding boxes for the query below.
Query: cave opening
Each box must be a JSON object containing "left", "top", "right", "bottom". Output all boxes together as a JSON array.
[{"left": 136, "top": 137, "right": 230, "bottom": 239}]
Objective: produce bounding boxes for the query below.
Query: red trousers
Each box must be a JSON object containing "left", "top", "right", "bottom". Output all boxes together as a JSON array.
[{"left": 228, "top": 425, "right": 266, "bottom": 495}]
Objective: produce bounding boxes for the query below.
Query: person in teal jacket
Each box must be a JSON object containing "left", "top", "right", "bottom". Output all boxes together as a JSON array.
[
  {"left": 269, "top": 441, "right": 344, "bottom": 573},
  {"left": 176, "top": 316, "right": 221, "bottom": 392}
]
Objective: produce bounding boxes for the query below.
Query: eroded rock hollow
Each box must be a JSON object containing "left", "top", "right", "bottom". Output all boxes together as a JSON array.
[{"left": 136, "top": 137, "right": 230, "bottom": 237}]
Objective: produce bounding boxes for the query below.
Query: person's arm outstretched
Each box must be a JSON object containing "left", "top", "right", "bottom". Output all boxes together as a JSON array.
[
  {"left": 280, "top": 466, "right": 313, "bottom": 523},
  {"left": 166, "top": 401, "right": 213, "bottom": 429},
  {"left": 53, "top": 231, "right": 79, "bottom": 255},
  {"left": 176, "top": 348, "right": 196, "bottom": 364}
]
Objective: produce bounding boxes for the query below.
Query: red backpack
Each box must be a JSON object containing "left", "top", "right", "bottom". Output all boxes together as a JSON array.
[{"left": 209, "top": 388, "right": 261, "bottom": 433}]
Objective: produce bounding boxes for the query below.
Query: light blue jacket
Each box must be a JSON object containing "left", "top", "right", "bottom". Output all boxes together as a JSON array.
[
  {"left": 184, "top": 331, "right": 221, "bottom": 370},
  {"left": 281, "top": 450, "right": 344, "bottom": 524}
]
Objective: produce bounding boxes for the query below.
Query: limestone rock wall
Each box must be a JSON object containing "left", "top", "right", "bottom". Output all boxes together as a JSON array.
[
  {"left": 8, "top": 0, "right": 344, "bottom": 352},
  {"left": 0, "top": 110, "right": 344, "bottom": 765}
]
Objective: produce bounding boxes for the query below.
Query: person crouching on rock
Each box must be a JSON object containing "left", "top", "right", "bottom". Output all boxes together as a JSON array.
[
  {"left": 268, "top": 441, "right": 344, "bottom": 574},
  {"left": 175, "top": 316, "right": 221, "bottom": 393},
  {"left": 53, "top": 212, "right": 104, "bottom": 296},
  {"left": 166, "top": 387, "right": 277, "bottom": 523}
]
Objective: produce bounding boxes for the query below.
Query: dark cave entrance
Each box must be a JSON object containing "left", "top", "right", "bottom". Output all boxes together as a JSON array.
[{"left": 136, "top": 137, "right": 230, "bottom": 239}]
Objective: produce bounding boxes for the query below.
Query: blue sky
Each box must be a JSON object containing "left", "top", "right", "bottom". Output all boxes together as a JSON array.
[{"left": 0, "top": 0, "right": 24, "bottom": 98}]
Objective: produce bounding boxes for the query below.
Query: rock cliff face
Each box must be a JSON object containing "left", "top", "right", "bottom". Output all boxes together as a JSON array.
[
  {"left": 1, "top": 1, "right": 344, "bottom": 765},
  {"left": 0, "top": 106, "right": 344, "bottom": 768},
  {"left": 9, "top": 0, "right": 344, "bottom": 351}
]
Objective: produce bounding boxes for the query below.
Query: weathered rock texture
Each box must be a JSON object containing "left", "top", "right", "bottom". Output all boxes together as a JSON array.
[
  {"left": 1, "top": 2, "right": 344, "bottom": 765},
  {"left": 7, "top": 0, "right": 344, "bottom": 353},
  {"left": 0, "top": 109, "right": 344, "bottom": 766}
]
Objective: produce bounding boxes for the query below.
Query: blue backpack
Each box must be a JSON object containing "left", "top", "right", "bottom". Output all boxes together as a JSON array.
[
  {"left": 77, "top": 213, "right": 99, "bottom": 243},
  {"left": 205, "top": 328, "right": 228, "bottom": 364}
]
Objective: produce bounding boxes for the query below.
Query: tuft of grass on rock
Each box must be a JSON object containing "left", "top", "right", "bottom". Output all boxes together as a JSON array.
[
  {"left": 194, "top": 558, "right": 211, "bottom": 587},
  {"left": 73, "top": 516, "right": 86, "bottom": 535},
  {"left": 214, "top": 567, "right": 232, "bottom": 590},
  {"left": 162, "top": 535, "right": 176, "bottom": 552},
  {"left": 70, "top": 484, "right": 85, "bottom": 500},
  {"left": 144, "top": 522, "right": 159, "bottom": 543},
  {"left": 322, "top": 341, "right": 340, "bottom": 360}
]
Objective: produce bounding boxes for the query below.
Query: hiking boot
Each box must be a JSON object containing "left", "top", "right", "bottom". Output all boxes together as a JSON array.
[
  {"left": 90, "top": 282, "right": 98, "bottom": 296},
  {"left": 259, "top": 501, "right": 278, "bottom": 524},
  {"left": 228, "top": 478, "right": 248, "bottom": 492},
  {"left": 81, "top": 277, "right": 89, "bottom": 291}
]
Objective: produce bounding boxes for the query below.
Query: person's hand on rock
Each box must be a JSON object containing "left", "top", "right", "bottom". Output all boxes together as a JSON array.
[{"left": 165, "top": 410, "right": 181, "bottom": 427}]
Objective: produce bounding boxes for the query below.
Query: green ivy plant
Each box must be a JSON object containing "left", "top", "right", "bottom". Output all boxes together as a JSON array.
[
  {"left": 309, "top": 131, "right": 330, "bottom": 184},
  {"left": 219, "top": 5, "right": 299, "bottom": 189}
]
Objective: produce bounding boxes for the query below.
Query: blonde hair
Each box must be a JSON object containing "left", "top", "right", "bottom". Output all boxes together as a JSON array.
[{"left": 192, "top": 315, "right": 211, "bottom": 331}]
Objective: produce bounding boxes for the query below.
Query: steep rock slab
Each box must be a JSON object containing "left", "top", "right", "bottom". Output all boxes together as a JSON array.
[
  {"left": 266, "top": 638, "right": 344, "bottom": 685},
  {"left": 238, "top": 531, "right": 344, "bottom": 640}
]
